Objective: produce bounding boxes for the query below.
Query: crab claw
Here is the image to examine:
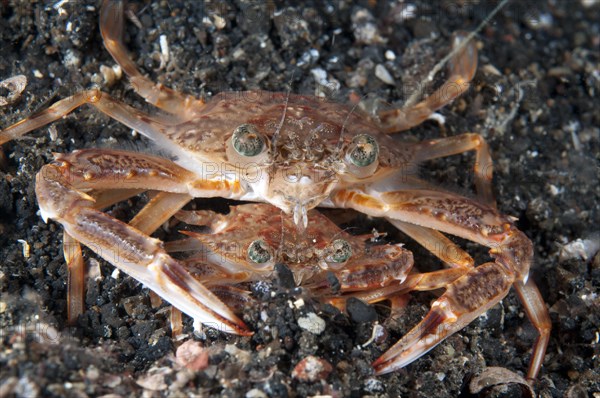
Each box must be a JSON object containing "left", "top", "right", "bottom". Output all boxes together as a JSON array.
[
  {"left": 148, "top": 253, "right": 253, "bottom": 336},
  {"left": 373, "top": 262, "right": 513, "bottom": 375},
  {"left": 36, "top": 164, "right": 252, "bottom": 336}
]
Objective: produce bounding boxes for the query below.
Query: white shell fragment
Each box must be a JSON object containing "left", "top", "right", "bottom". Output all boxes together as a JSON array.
[
  {"left": 100, "top": 64, "right": 123, "bottom": 86},
  {"left": 0, "top": 75, "right": 27, "bottom": 107},
  {"left": 469, "top": 367, "right": 535, "bottom": 397},
  {"left": 297, "top": 313, "right": 326, "bottom": 335},
  {"left": 375, "top": 64, "right": 395, "bottom": 85},
  {"left": 17, "top": 239, "right": 30, "bottom": 258}
]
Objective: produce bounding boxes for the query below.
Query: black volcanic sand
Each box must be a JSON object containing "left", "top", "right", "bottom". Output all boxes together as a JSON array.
[{"left": 1, "top": 1, "right": 598, "bottom": 397}]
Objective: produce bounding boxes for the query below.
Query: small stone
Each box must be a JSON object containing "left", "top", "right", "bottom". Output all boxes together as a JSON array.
[
  {"left": 363, "top": 378, "right": 385, "bottom": 394},
  {"left": 293, "top": 298, "right": 305, "bottom": 309},
  {"left": 15, "top": 376, "right": 40, "bottom": 398},
  {"left": 559, "top": 236, "right": 600, "bottom": 261},
  {"left": 136, "top": 367, "right": 171, "bottom": 391},
  {"left": 225, "top": 344, "right": 252, "bottom": 367},
  {"left": 346, "top": 297, "right": 377, "bottom": 323},
  {"left": 375, "top": 64, "right": 395, "bottom": 85},
  {"left": 351, "top": 9, "right": 386, "bottom": 45},
  {"left": 85, "top": 366, "right": 100, "bottom": 382},
  {"left": 246, "top": 389, "right": 268, "bottom": 398},
  {"left": 100, "top": 64, "right": 122, "bottom": 87},
  {"left": 0, "top": 75, "right": 27, "bottom": 107},
  {"left": 103, "top": 375, "right": 122, "bottom": 388},
  {"left": 297, "top": 313, "right": 326, "bottom": 335},
  {"left": 291, "top": 355, "right": 333, "bottom": 382},
  {"left": 175, "top": 340, "right": 209, "bottom": 371},
  {"left": 122, "top": 295, "right": 148, "bottom": 318},
  {"left": 63, "top": 49, "right": 81, "bottom": 68},
  {"left": 567, "top": 370, "right": 580, "bottom": 380}
]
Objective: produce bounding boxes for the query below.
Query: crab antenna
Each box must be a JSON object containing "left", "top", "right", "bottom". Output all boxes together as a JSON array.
[
  {"left": 271, "top": 73, "right": 294, "bottom": 150},
  {"left": 403, "top": 0, "right": 511, "bottom": 108},
  {"left": 335, "top": 96, "right": 364, "bottom": 155}
]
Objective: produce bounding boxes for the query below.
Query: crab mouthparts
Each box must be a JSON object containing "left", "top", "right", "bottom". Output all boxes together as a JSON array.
[
  {"left": 293, "top": 201, "right": 309, "bottom": 230},
  {"left": 273, "top": 170, "right": 333, "bottom": 230}
]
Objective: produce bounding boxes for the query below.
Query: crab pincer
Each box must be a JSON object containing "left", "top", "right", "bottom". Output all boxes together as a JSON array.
[{"left": 36, "top": 151, "right": 252, "bottom": 335}]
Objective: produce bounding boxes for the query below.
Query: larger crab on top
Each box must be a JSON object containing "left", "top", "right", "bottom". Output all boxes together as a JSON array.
[{"left": 1, "top": 0, "right": 550, "bottom": 379}]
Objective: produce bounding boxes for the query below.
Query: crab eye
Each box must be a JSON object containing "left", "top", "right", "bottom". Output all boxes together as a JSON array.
[
  {"left": 326, "top": 239, "right": 352, "bottom": 264},
  {"left": 347, "top": 134, "right": 379, "bottom": 167},
  {"left": 232, "top": 124, "right": 265, "bottom": 157},
  {"left": 344, "top": 134, "right": 379, "bottom": 178},
  {"left": 247, "top": 239, "right": 272, "bottom": 264}
]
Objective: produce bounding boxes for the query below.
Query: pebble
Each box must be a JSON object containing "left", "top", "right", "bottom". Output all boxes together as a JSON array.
[
  {"left": 100, "top": 64, "right": 122, "bottom": 87},
  {"left": 375, "top": 64, "right": 395, "bottom": 85},
  {"left": 0, "top": 75, "right": 27, "bottom": 107},
  {"left": 246, "top": 389, "right": 268, "bottom": 398},
  {"left": 122, "top": 295, "right": 148, "bottom": 318},
  {"left": 346, "top": 297, "right": 377, "bottom": 323},
  {"left": 297, "top": 313, "right": 326, "bottom": 335},
  {"left": 363, "top": 378, "right": 385, "bottom": 394},
  {"left": 293, "top": 298, "right": 305, "bottom": 309},
  {"left": 63, "top": 49, "right": 81, "bottom": 68},
  {"left": 559, "top": 236, "right": 600, "bottom": 261},
  {"left": 175, "top": 340, "right": 209, "bottom": 371},
  {"left": 291, "top": 355, "right": 333, "bottom": 382},
  {"left": 225, "top": 344, "right": 252, "bottom": 366},
  {"left": 135, "top": 367, "right": 172, "bottom": 391},
  {"left": 351, "top": 8, "right": 385, "bottom": 45}
]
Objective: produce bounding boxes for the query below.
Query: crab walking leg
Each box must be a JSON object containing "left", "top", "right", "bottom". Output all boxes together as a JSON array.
[
  {"left": 173, "top": 209, "right": 225, "bottom": 227},
  {"left": 163, "top": 237, "right": 206, "bottom": 253},
  {"left": 373, "top": 262, "right": 513, "bottom": 375},
  {"left": 332, "top": 188, "right": 549, "bottom": 378},
  {"left": 1, "top": 91, "right": 96, "bottom": 144},
  {"left": 0, "top": 89, "right": 181, "bottom": 145},
  {"left": 170, "top": 306, "right": 184, "bottom": 336},
  {"left": 129, "top": 192, "right": 193, "bottom": 236},
  {"left": 92, "top": 189, "right": 146, "bottom": 210},
  {"left": 100, "top": 0, "right": 204, "bottom": 118},
  {"left": 324, "top": 267, "right": 468, "bottom": 309},
  {"left": 63, "top": 231, "right": 85, "bottom": 324},
  {"left": 399, "top": 268, "right": 471, "bottom": 292},
  {"left": 514, "top": 279, "right": 552, "bottom": 380},
  {"left": 412, "top": 133, "right": 496, "bottom": 208},
  {"left": 35, "top": 165, "right": 251, "bottom": 336},
  {"left": 378, "top": 32, "right": 477, "bottom": 133},
  {"left": 388, "top": 220, "right": 474, "bottom": 269}
]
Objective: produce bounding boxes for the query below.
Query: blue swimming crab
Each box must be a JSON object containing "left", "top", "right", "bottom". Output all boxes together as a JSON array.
[{"left": 0, "top": 0, "right": 550, "bottom": 379}]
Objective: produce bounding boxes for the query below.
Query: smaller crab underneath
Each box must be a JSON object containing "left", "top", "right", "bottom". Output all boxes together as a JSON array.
[
  {"left": 165, "top": 203, "right": 550, "bottom": 377},
  {"left": 0, "top": 0, "right": 550, "bottom": 380},
  {"left": 166, "top": 203, "right": 415, "bottom": 293}
]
